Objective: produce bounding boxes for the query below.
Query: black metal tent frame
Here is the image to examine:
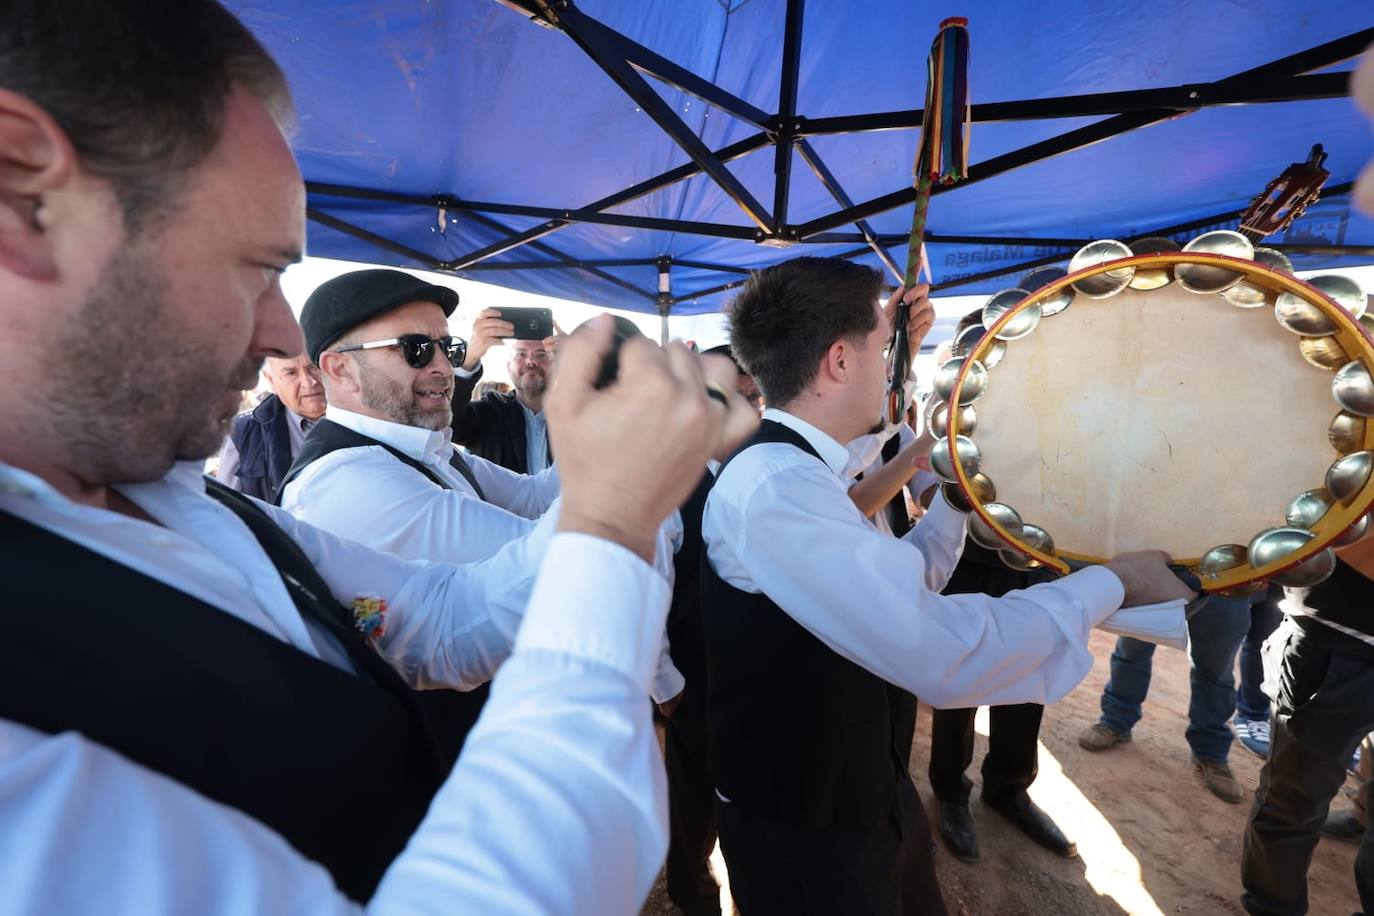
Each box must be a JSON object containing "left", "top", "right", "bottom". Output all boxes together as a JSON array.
[{"left": 304, "top": 0, "right": 1374, "bottom": 320}]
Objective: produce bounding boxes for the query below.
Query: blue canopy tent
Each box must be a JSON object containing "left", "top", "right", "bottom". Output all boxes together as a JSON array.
[{"left": 231, "top": 0, "right": 1374, "bottom": 342}]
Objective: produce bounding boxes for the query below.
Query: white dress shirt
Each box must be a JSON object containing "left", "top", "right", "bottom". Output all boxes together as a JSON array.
[
  {"left": 0, "top": 534, "right": 671, "bottom": 916},
  {"left": 702, "top": 408, "right": 1187, "bottom": 709},
  {"left": 0, "top": 459, "right": 547, "bottom": 691},
  {"left": 213, "top": 402, "right": 315, "bottom": 490},
  {"left": 281, "top": 407, "right": 544, "bottom": 565},
  {"left": 290, "top": 406, "right": 560, "bottom": 522},
  {"left": 281, "top": 406, "right": 686, "bottom": 702}
]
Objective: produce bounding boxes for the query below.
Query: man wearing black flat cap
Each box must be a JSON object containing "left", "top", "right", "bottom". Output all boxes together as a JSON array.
[{"left": 279, "top": 268, "right": 687, "bottom": 712}]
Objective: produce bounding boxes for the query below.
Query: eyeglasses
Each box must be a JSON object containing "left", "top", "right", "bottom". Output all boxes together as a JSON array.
[{"left": 334, "top": 334, "right": 467, "bottom": 369}]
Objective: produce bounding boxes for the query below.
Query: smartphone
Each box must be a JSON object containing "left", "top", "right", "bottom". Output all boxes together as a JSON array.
[{"left": 496, "top": 307, "right": 554, "bottom": 340}]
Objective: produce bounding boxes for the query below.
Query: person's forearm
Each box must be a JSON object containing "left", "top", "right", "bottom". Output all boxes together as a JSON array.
[{"left": 848, "top": 441, "right": 921, "bottom": 516}]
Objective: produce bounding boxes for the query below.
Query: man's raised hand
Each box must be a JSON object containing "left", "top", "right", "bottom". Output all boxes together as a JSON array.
[{"left": 547, "top": 316, "right": 733, "bottom": 563}]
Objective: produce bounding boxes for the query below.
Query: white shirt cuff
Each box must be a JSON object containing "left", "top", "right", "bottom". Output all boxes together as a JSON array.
[
  {"left": 454, "top": 363, "right": 479, "bottom": 379},
  {"left": 651, "top": 654, "right": 686, "bottom": 704},
  {"left": 1097, "top": 600, "right": 1189, "bottom": 650},
  {"left": 920, "top": 488, "right": 968, "bottom": 538},
  {"left": 514, "top": 532, "right": 671, "bottom": 693},
  {"left": 1062, "top": 565, "right": 1128, "bottom": 626}
]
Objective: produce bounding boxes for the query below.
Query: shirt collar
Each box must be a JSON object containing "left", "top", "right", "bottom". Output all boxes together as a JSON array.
[
  {"left": 0, "top": 457, "right": 208, "bottom": 511},
  {"left": 284, "top": 407, "right": 316, "bottom": 432},
  {"left": 325, "top": 405, "right": 452, "bottom": 465},
  {"left": 761, "top": 408, "right": 851, "bottom": 478}
]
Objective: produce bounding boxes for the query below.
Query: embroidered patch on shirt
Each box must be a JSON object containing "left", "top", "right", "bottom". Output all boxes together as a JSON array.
[{"left": 349, "top": 595, "right": 389, "bottom": 643}]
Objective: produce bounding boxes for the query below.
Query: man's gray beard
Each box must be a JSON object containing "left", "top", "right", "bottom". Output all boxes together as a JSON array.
[
  {"left": 356, "top": 358, "right": 452, "bottom": 431},
  {"left": 41, "top": 237, "right": 259, "bottom": 485},
  {"left": 515, "top": 371, "right": 547, "bottom": 402}
]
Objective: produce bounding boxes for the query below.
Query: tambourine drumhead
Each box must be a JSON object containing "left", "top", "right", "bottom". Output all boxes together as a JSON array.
[{"left": 947, "top": 252, "right": 1374, "bottom": 591}]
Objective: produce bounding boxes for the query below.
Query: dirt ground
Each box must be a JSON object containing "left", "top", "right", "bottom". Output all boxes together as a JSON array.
[{"left": 641, "top": 629, "right": 1364, "bottom": 916}]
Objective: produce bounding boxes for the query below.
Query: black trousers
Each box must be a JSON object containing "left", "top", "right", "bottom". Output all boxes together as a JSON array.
[
  {"left": 664, "top": 699, "right": 721, "bottom": 915},
  {"left": 717, "top": 774, "right": 948, "bottom": 916},
  {"left": 1241, "top": 618, "right": 1374, "bottom": 916},
  {"left": 928, "top": 702, "right": 1044, "bottom": 805},
  {"left": 891, "top": 685, "right": 919, "bottom": 771}
]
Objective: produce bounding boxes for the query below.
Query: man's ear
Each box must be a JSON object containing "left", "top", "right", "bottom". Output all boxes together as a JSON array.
[
  {"left": 0, "top": 90, "right": 76, "bottom": 281},
  {"left": 318, "top": 351, "right": 359, "bottom": 393},
  {"left": 820, "top": 337, "right": 851, "bottom": 385}
]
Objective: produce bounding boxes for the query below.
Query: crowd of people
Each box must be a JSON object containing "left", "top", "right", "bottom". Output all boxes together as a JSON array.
[{"left": 2, "top": 2, "right": 1374, "bottom": 915}]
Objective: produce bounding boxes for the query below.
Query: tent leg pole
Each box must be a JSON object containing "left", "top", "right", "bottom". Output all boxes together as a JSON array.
[{"left": 656, "top": 257, "right": 672, "bottom": 345}]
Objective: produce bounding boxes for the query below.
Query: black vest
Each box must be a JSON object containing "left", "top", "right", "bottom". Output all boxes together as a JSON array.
[
  {"left": 667, "top": 471, "right": 714, "bottom": 718},
  {"left": 229, "top": 394, "right": 301, "bottom": 502},
  {"left": 700, "top": 421, "right": 902, "bottom": 829},
  {"left": 276, "top": 418, "right": 487, "bottom": 505},
  {"left": 0, "top": 482, "right": 451, "bottom": 901},
  {"left": 1288, "top": 558, "right": 1374, "bottom": 641}
]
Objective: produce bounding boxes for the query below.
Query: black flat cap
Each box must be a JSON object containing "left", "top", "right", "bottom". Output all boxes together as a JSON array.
[{"left": 302, "top": 269, "right": 460, "bottom": 364}]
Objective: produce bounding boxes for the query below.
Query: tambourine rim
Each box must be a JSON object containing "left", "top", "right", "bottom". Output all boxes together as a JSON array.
[{"left": 947, "top": 252, "right": 1374, "bottom": 590}]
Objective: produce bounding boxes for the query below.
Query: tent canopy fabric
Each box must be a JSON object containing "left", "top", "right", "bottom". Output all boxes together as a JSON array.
[{"left": 231, "top": 1, "right": 1374, "bottom": 316}]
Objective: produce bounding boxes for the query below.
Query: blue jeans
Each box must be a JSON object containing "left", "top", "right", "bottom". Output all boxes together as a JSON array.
[{"left": 1098, "top": 594, "right": 1251, "bottom": 763}]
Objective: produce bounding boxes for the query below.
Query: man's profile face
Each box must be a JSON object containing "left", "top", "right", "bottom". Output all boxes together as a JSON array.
[
  {"left": 350, "top": 300, "right": 456, "bottom": 432},
  {"left": 264, "top": 354, "right": 325, "bottom": 420},
  {"left": 46, "top": 89, "right": 305, "bottom": 483},
  {"left": 855, "top": 299, "right": 891, "bottom": 428},
  {"left": 507, "top": 339, "right": 551, "bottom": 401}
]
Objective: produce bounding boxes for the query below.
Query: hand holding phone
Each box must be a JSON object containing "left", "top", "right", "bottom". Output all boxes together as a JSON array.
[{"left": 495, "top": 307, "right": 554, "bottom": 341}]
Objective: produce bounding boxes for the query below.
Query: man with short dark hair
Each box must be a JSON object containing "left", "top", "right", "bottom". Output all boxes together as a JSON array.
[
  {"left": 451, "top": 307, "right": 557, "bottom": 474},
  {"left": 217, "top": 353, "right": 326, "bottom": 499},
  {"left": 702, "top": 256, "right": 1192, "bottom": 914},
  {"left": 0, "top": 2, "right": 753, "bottom": 911}
]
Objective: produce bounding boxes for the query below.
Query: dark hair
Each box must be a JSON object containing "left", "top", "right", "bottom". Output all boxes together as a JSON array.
[
  {"left": 2, "top": 0, "right": 290, "bottom": 233},
  {"left": 726, "top": 257, "right": 884, "bottom": 407},
  {"left": 701, "top": 343, "right": 745, "bottom": 374}
]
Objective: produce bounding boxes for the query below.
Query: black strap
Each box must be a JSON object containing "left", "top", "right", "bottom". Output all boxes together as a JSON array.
[
  {"left": 446, "top": 449, "right": 488, "bottom": 501},
  {"left": 717, "top": 418, "right": 824, "bottom": 476},
  {"left": 207, "top": 479, "right": 425, "bottom": 700},
  {"left": 276, "top": 419, "right": 485, "bottom": 504},
  {"left": 880, "top": 432, "right": 913, "bottom": 538}
]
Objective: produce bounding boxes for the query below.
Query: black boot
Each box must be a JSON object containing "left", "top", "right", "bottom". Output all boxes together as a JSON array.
[
  {"left": 937, "top": 799, "right": 980, "bottom": 863},
  {"left": 983, "top": 791, "right": 1076, "bottom": 858}
]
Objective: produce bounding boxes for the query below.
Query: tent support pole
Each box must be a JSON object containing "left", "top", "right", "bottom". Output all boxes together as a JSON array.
[
  {"left": 771, "top": 0, "right": 805, "bottom": 230},
  {"left": 443, "top": 132, "right": 771, "bottom": 270},
  {"left": 656, "top": 257, "right": 672, "bottom": 345},
  {"left": 305, "top": 208, "right": 445, "bottom": 268},
  {"left": 556, "top": 2, "right": 775, "bottom": 232},
  {"left": 795, "top": 139, "right": 903, "bottom": 281},
  {"left": 454, "top": 210, "right": 658, "bottom": 302}
]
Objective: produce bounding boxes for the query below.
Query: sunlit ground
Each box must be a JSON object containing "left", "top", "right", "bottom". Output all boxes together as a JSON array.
[{"left": 989, "top": 707, "right": 1165, "bottom": 916}]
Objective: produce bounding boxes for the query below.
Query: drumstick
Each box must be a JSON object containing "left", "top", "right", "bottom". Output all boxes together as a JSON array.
[{"left": 888, "top": 16, "right": 970, "bottom": 424}]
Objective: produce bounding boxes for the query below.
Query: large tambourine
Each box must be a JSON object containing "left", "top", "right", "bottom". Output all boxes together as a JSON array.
[{"left": 927, "top": 234, "right": 1374, "bottom": 594}]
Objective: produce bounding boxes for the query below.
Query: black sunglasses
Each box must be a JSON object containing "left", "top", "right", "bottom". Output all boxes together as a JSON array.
[{"left": 334, "top": 334, "right": 468, "bottom": 369}]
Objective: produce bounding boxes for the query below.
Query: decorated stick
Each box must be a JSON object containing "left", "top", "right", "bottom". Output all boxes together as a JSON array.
[{"left": 887, "top": 16, "right": 970, "bottom": 424}]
